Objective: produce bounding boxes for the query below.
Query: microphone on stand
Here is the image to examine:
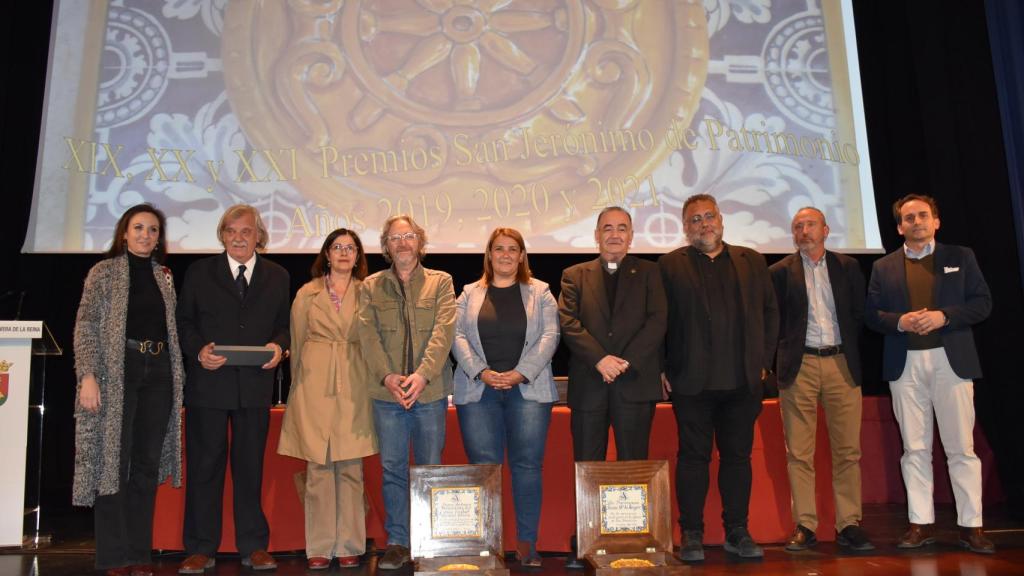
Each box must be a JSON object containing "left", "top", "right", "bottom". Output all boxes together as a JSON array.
[
  {"left": 275, "top": 349, "right": 290, "bottom": 407},
  {"left": 15, "top": 291, "right": 26, "bottom": 320}
]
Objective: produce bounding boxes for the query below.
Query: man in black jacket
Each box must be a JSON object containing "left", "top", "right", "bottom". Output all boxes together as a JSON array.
[
  {"left": 558, "top": 206, "right": 667, "bottom": 462},
  {"left": 558, "top": 206, "right": 666, "bottom": 569},
  {"left": 770, "top": 207, "right": 873, "bottom": 552},
  {"left": 176, "top": 204, "right": 290, "bottom": 573},
  {"left": 658, "top": 194, "right": 778, "bottom": 562}
]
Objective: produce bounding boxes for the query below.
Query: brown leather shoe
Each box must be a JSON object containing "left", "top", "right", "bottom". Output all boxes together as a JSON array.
[
  {"left": 378, "top": 545, "right": 411, "bottom": 570},
  {"left": 959, "top": 527, "right": 995, "bottom": 554},
  {"left": 896, "top": 523, "right": 936, "bottom": 548},
  {"left": 517, "top": 540, "right": 543, "bottom": 568},
  {"left": 785, "top": 525, "right": 818, "bottom": 551},
  {"left": 242, "top": 549, "right": 278, "bottom": 571},
  {"left": 178, "top": 554, "right": 215, "bottom": 574}
]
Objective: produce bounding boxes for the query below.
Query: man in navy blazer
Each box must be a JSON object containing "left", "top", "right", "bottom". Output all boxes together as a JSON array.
[
  {"left": 770, "top": 207, "right": 873, "bottom": 552},
  {"left": 176, "top": 205, "right": 291, "bottom": 572},
  {"left": 866, "top": 194, "right": 993, "bottom": 554}
]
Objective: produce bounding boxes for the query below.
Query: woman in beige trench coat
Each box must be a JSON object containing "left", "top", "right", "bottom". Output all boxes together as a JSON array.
[{"left": 278, "top": 228, "right": 378, "bottom": 571}]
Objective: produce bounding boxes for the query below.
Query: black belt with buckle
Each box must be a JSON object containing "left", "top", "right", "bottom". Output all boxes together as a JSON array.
[
  {"left": 804, "top": 345, "right": 843, "bottom": 357},
  {"left": 127, "top": 338, "right": 166, "bottom": 355}
]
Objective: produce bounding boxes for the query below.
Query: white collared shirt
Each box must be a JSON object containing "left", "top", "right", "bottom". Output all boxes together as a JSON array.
[
  {"left": 228, "top": 253, "right": 256, "bottom": 284},
  {"left": 800, "top": 251, "right": 841, "bottom": 347},
  {"left": 903, "top": 240, "right": 935, "bottom": 260}
]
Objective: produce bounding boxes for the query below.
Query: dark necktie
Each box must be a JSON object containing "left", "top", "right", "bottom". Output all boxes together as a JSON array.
[{"left": 235, "top": 264, "right": 248, "bottom": 298}]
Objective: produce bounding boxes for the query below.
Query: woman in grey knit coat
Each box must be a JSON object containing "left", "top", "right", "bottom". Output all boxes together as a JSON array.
[{"left": 73, "top": 204, "right": 185, "bottom": 576}]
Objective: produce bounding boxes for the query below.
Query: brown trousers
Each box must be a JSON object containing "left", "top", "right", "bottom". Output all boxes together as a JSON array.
[{"left": 780, "top": 353, "right": 863, "bottom": 532}]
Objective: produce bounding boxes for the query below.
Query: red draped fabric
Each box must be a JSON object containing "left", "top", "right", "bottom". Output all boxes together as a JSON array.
[{"left": 152, "top": 398, "right": 1002, "bottom": 552}]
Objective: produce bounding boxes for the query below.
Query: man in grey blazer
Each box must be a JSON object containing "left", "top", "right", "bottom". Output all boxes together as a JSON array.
[
  {"left": 866, "top": 194, "right": 993, "bottom": 554},
  {"left": 659, "top": 194, "right": 778, "bottom": 561},
  {"left": 770, "top": 207, "right": 873, "bottom": 552},
  {"left": 558, "top": 206, "right": 667, "bottom": 464}
]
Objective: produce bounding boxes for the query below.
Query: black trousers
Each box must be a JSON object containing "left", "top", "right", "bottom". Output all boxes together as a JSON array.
[
  {"left": 183, "top": 404, "right": 270, "bottom": 557},
  {"left": 672, "top": 385, "right": 763, "bottom": 533},
  {"left": 94, "top": 347, "right": 173, "bottom": 569},
  {"left": 570, "top": 386, "right": 655, "bottom": 462}
]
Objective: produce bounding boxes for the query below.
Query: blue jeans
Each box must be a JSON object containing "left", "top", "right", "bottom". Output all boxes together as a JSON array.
[
  {"left": 372, "top": 398, "right": 447, "bottom": 547},
  {"left": 456, "top": 386, "right": 553, "bottom": 543}
]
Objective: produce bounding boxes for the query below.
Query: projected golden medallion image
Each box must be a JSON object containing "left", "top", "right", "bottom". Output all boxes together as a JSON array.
[{"left": 223, "top": 0, "right": 708, "bottom": 246}]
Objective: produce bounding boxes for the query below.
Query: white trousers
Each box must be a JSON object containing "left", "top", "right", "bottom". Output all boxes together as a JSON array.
[{"left": 890, "top": 347, "right": 982, "bottom": 527}]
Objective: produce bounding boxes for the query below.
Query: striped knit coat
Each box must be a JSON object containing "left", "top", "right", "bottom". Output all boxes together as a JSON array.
[{"left": 72, "top": 254, "right": 185, "bottom": 506}]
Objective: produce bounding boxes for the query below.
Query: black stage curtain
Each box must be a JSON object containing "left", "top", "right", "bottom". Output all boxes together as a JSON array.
[{"left": 4, "top": 1, "right": 1023, "bottom": 519}]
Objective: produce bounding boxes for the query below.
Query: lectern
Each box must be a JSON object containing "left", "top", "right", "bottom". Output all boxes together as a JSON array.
[{"left": 0, "top": 321, "right": 51, "bottom": 547}]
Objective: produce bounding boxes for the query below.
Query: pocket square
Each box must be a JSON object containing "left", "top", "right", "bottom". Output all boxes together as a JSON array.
[{"left": 944, "top": 266, "right": 960, "bottom": 273}]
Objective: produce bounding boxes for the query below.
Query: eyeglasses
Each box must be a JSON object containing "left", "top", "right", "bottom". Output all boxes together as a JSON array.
[
  {"left": 386, "top": 232, "right": 419, "bottom": 243},
  {"left": 329, "top": 243, "right": 357, "bottom": 254},
  {"left": 687, "top": 211, "right": 718, "bottom": 225}
]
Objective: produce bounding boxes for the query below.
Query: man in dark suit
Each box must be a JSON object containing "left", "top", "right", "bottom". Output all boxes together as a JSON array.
[
  {"left": 176, "top": 204, "right": 290, "bottom": 573},
  {"left": 558, "top": 206, "right": 666, "bottom": 569},
  {"left": 866, "top": 194, "right": 993, "bottom": 554},
  {"left": 558, "top": 206, "right": 667, "bottom": 464},
  {"left": 658, "top": 194, "right": 778, "bottom": 561},
  {"left": 770, "top": 207, "right": 873, "bottom": 552}
]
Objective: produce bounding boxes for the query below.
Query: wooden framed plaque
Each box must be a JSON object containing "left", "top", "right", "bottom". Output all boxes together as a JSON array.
[
  {"left": 575, "top": 460, "right": 685, "bottom": 575},
  {"left": 410, "top": 464, "right": 508, "bottom": 576}
]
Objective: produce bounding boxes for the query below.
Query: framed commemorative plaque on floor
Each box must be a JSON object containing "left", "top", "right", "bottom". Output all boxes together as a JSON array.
[
  {"left": 575, "top": 460, "right": 685, "bottom": 575},
  {"left": 410, "top": 464, "right": 508, "bottom": 576}
]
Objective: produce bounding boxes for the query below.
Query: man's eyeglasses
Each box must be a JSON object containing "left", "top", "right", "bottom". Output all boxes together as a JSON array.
[
  {"left": 687, "top": 211, "right": 718, "bottom": 225},
  {"left": 329, "top": 243, "right": 357, "bottom": 254},
  {"left": 386, "top": 232, "right": 419, "bottom": 243}
]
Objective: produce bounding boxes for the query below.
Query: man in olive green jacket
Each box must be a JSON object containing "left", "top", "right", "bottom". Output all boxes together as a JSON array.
[{"left": 357, "top": 215, "right": 456, "bottom": 570}]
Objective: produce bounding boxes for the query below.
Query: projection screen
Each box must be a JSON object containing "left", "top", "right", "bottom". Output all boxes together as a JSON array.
[{"left": 26, "top": 0, "right": 880, "bottom": 254}]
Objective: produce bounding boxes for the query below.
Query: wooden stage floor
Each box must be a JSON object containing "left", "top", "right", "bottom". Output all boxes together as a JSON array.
[{"left": 3, "top": 504, "right": 1023, "bottom": 575}]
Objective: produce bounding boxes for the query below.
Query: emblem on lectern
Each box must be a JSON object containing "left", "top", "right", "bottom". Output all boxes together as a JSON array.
[{"left": 0, "top": 360, "right": 12, "bottom": 407}]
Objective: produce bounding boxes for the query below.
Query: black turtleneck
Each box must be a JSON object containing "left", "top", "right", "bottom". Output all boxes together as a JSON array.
[{"left": 126, "top": 252, "right": 168, "bottom": 341}]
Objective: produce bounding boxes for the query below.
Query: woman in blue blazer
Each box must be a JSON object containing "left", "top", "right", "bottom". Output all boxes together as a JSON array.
[{"left": 452, "top": 227, "right": 560, "bottom": 567}]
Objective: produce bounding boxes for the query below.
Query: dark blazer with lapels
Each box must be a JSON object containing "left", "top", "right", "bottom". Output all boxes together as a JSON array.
[
  {"left": 865, "top": 242, "right": 991, "bottom": 381},
  {"left": 770, "top": 250, "right": 865, "bottom": 388},
  {"left": 558, "top": 255, "right": 667, "bottom": 411},
  {"left": 177, "top": 252, "right": 291, "bottom": 409},
  {"left": 658, "top": 243, "right": 779, "bottom": 397}
]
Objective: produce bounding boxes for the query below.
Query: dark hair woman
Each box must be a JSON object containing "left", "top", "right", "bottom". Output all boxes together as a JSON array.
[
  {"left": 73, "top": 204, "right": 185, "bottom": 576},
  {"left": 278, "top": 228, "right": 378, "bottom": 570},
  {"left": 451, "top": 227, "right": 560, "bottom": 567}
]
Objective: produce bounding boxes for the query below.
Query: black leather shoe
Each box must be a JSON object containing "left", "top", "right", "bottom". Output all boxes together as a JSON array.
[
  {"left": 837, "top": 525, "right": 875, "bottom": 551},
  {"left": 564, "top": 534, "right": 584, "bottom": 569},
  {"left": 678, "top": 530, "right": 704, "bottom": 562},
  {"left": 785, "top": 525, "right": 817, "bottom": 551},
  {"left": 724, "top": 527, "right": 763, "bottom": 559}
]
